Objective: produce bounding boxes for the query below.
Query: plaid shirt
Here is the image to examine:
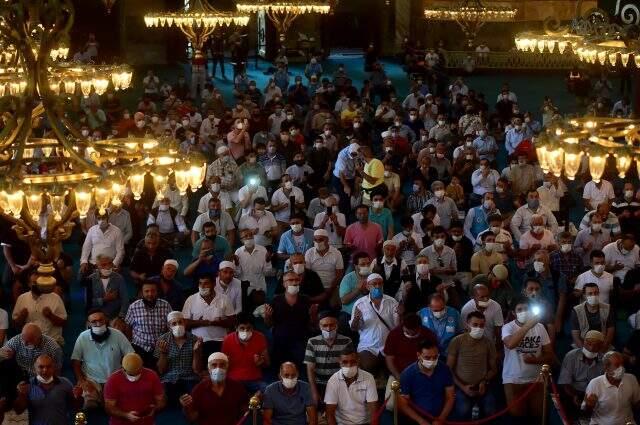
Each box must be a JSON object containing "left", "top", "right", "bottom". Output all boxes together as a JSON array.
[
  {"left": 125, "top": 299, "right": 172, "bottom": 352},
  {"left": 206, "top": 158, "right": 241, "bottom": 187},
  {"left": 550, "top": 250, "right": 584, "bottom": 282},
  {"left": 5, "top": 334, "right": 63, "bottom": 377},
  {"left": 153, "top": 331, "right": 199, "bottom": 384}
]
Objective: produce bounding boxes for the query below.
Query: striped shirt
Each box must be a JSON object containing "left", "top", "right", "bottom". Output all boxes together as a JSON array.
[{"left": 304, "top": 334, "right": 353, "bottom": 385}]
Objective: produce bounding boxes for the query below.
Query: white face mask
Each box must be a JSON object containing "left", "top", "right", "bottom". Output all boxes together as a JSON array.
[
  {"left": 373, "top": 201, "right": 384, "bottom": 209},
  {"left": 286, "top": 285, "right": 300, "bottom": 295},
  {"left": 434, "top": 190, "right": 445, "bottom": 198},
  {"left": 484, "top": 242, "right": 496, "bottom": 252},
  {"left": 433, "top": 238, "right": 445, "bottom": 248},
  {"left": 593, "top": 264, "right": 605, "bottom": 274},
  {"left": 533, "top": 225, "right": 544, "bottom": 234},
  {"left": 125, "top": 373, "right": 141, "bottom": 382},
  {"left": 591, "top": 223, "right": 602, "bottom": 232},
  {"left": 496, "top": 186, "right": 504, "bottom": 193},
  {"left": 158, "top": 204, "right": 169, "bottom": 211},
  {"left": 516, "top": 311, "right": 529, "bottom": 323},
  {"left": 469, "top": 327, "right": 484, "bottom": 339},
  {"left": 284, "top": 181, "right": 293, "bottom": 190},
  {"left": 238, "top": 330, "right": 252, "bottom": 341},
  {"left": 586, "top": 295, "right": 599, "bottom": 306},
  {"left": 490, "top": 226, "right": 501, "bottom": 235},
  {"left": 582, "top": 347, "right": 597, "bottom": 359},
  {"left": 36, "top": 375, "right": 54, "bottom": 384},
  {"left": 341, "top": 366, "right": 358, "bottom": 378},
  {"left": 291, "top": 224, "right": 302, "bottom": 233},
  {"left": 560, "top": 244, "right": 572, "bottom": 253},
  {"left": 282, "top": 377, "right": 298, "bottom": 389},
  {"left": 136, "top": 120, "right": 146, "bottom": 129},
  {"left": 81, "top": 129, "right": 90, "bottom": 137},
  {"left": 625, "top": 190, "right": 634, "bottom": 198},
  {"left": 292, "top": 263, "right": 305, "bottom": 274},
  {"left": 417, "top": 264, "right": 429, "bottom": 275},
  {"left": 611, "top": 366, "right": 625, "bottom": 380},
  {"left": 100, "top": 268, "right": 113, "bottom": 277},
  {"left": 358, "top": 265, "right": 371, "bottom": 276},
  {"left": 452, "top": 235, "right": 463, "bottom": 242},
  {"left": 421, "top": 359, "right": 437, "bottom": 369},
  {"left": 182, "top": 120, "right": 190, "bottom": 127},
  {"left": 210, "top": 183, "right": 220, "bottom": 193},
  {"left": 171, "top": 325, "right": 185, "bottom": 338},
  {"left": 199, "top": 287, "right": 211, "bottom": 297},
  {"left": 243, "top": 238, "right": 255, "bottom": 249},
  {"left": 91, "top": 325, "right": 107, "bottom": 335},
  {"left": 533, "top": 261, "right": 545, "bottom": 273},
  {"left": 432, "top": 310, "right": 445, "bottom": 319}
]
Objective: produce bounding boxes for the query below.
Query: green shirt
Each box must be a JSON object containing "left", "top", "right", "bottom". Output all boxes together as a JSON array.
[
  {"left": 191, "top": 235, "right": 232, "bottom": 260},
  {"left": 369, "top": 207, "right": 393, "bottom": 236}
]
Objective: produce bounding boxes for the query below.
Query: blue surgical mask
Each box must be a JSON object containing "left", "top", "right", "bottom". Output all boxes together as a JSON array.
[{"left": 370, "top": 287, "right": 383, "bottom": 299}]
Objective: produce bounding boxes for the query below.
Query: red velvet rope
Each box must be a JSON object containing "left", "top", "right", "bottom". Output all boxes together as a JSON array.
[
  {"left": 234, "top": 410, "right": 250, "bottom": 425},
  {"left": 399, "top": 378, "right": 542, "bottom": 425},
  {"left": 549, "top": 378, "right": 571, "bottom": 425},
  {"left": 373, "top": 394, "right": 391, "bottom": 419}
]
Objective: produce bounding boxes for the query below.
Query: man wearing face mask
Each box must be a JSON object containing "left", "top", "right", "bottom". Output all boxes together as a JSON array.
[
  {"left": 517, "top": 214, "right": 558, "bottom": 260},
  {"left": 426, "top": 181, "right": 459, "bottom": 230},
  {"left": 428, "top": 114, "right": 451, "bottom": 142},
  {"left": 222, "top": 313, "right": 269, "bottom": 394},
  {"left": 194, "top": 196, "right": 236, "bottom": 246},
  {"left": 345, "top": 205, "right": 384, "bottom": 261},
  {"left": 263, "top": 362, "right": 317, "bottom": 425},
  {"left": 583, "top": 350, "right": 640, "bottom": 424},
  {"left": 305, "top": 311, "right": 354, "bottom": 407},
  {"left": 277, "top": 214, "right": 314, "bottom": 261},
  {"left": 312, "top": 198, "right": 346, "bottom": 249},
  {"left": 350, "top": 273, "right": 399, "bottom": 374},
  {"left": 575, "top": 250, "right": 615, "bottom": 304},
  {"left": 125, "top": 281, "right": 173, "bottom": 369},
  {"left": 501, "top": 297, "right": 552, "bottom": 423},
  {"left": 446, "top": 312, "right": 497, "bottom": 420},
  {"left": 339, "top": 252, "right": 373, "bottom": 324},
  {"left": 104, "top": 353, "right": 165, "bottom": 425},
  {"left": 397, "top": 339, "right": 455, "bottom": 425},
  {"left": 558, "top": 330, "right": 605, "bottom": 419},
  {"left": 205, "top": 145, "right": 242, "bottom": 205},
  {"left": 1, "top": 324, "right": 62, "bottom": 378},
  {"left": 154, "top": 312, "right": 202, "bottom": 406},
  {"left": 470, "top": 232, "right": 503, "bottom": 277},
  {"left": 324, "top": 348, "right": 378, "bottom": 425},
  {"left": 300, "top": 235, "right": 343, "bottom": 307},
  {"left": 602, "top": 233, "right": 640, "bottom": 282},
  {"left": 504, "top": 118, "right": 527, "bottom": 155},
  {"left": 86, "top": 253, "right": 129, "bottom": 321},
  {"left": 71, "top": 309, "right": 133, "bottom": 409},
  {"left": 463, "top": 192, "right": 499, "bottom": 243},
  {"left": 13, "top": 354, "right": 83, "bottom": 425},
  {"left": 152, "top": 174, "right": 189, "bottom": 219},
  {"left": 550, "top": 232, "right": 584, "bottom": 286},
  {"left": 570, "top": 283, "right": 615, "bottom": 350},
  {"left": 271, "top": 175, "right": 306, "bottom": 228},
  {"left": 265, "top": 272, "right": 317, "bottom": 369},
  {"left": 418, "top": 293, "right": 462, "bottom": 354},
  {"left": 460, "top": 284, "right": 504, "bottom": 345},
  {"left": 80, "top": 210, "right": 125, "bottom": 277},
  {"left": 181, "top": 352, "right": 248, "bottom": 425},
  {"left": 370, "top": 240, "right": 409, "bottom": 299},
  {"left": 235, "top": 228, "right": 270, "bottom": 309},
  {"left": 582, "top": 177, "right": 615, "bottom": 212},
  {"left": 12, "top": 271, "right": 67, "bottom": 346},
  {"left": 419, "top": 226, "right": 458, "bottom": 292},
  {"left": 472, "top": 126, "right": 498, "bottom": 162},
  {"left": 147, "top": 197, "right": 189, "bottom": 247}
]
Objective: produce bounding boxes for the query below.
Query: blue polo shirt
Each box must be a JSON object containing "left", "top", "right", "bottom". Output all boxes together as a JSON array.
[
  {"left": 417, "top": 307, "right": 462, "bottom": 353},
  {"left": 400, "top": 361, "right": 454, "bottom": 417},
  {"left": 277, "top": 228, "right": 314, "bottom": 255},
  {"left": 262, "top": 380, "right": 313, "bottom": 425}
]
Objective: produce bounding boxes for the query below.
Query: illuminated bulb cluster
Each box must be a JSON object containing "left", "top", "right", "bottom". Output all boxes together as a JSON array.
[
  {"left": 236, "top": 2, "right": 331, "bottom": 14},
  {"left": 47, "top": 67, "right": 133, "bottom": 96},
  {"left": 424, "top": 5, "right": 517, "bottom": 21},
  {"left": 144, "top": 13, "right": 250, "bottom": 28}
]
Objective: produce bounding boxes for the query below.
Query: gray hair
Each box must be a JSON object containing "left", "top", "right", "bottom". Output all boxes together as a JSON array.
[{"left": 603, "top": 350, "right": 622, "bottom": 367}]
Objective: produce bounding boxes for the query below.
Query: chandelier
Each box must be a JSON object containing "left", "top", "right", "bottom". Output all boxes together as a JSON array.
[
  {"left": 145, "top": 0, "right": 250, "bottom": 61},
  {"left": 236, "top": 0, "right": 330, "bottom": 43},
  {"left": 535, "top": 117, "right": 640, "bottom": 183},
  {"left": 424, "top": 0, "right": 517, "bottom": 48},
  {"left": 515, "top": 7, "right": 640, "bottom": 67},
  {"left": 0, "top": 0, "right": 206, "bottom": 288}
]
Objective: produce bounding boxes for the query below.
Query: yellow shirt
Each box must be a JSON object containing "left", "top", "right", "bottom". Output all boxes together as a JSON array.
[{"left": 362, "top": 158, "right": 385, "bottom": 190}]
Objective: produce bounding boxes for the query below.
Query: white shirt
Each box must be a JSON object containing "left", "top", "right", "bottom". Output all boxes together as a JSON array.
[
  {"left": 585, "top": 373, "right": 640, "bottom": 425},
  {"left": 238, "top": 212, "right": 278, "bottom": 247},
  {"left": 235, "top": 245, "right": 269, "bottom": 292},
  {"left": 271, "top": 187, "right": 304, "bottom": 222},
  {"left": 152, "top": 188, "right": 188, "bottom": 216},
  {"left": 182, "top": 293, "right": 234, "bottom": 342},
  {"left": 197, "top": 192, "right": 233, "bottom": 214},
  {"left": 192, "top": 211, "right": 236, "bottom": 237},
  {"left": 215, "top": 277, "right": 243, "bottom": 314},
  {"left": 510, "top": 205, "right": 559, "bottom": 241},
  {"left": 537, "top": 182, "right": 566, "bottom": 212},
  {"left": 518, "top": 229, "right": 556, "bottom": 251},
  {"left": 370, "top": 257, "right": 409, "bottom": 282},
  {"left": 350, "top": 295, "right": 399, "bottom": 355},
  {"left": 583, "top": 180, "right": 615, "bottom": 209},
  {"left": 460, "top": 299, "right": 504, "bottom": 343},
  {"left": 502, "top": 320, "right": 550, "bottom": 384},
  {"left": 313, "top": 211, "right": 347, "bottom": 247},
  {"left": 392, "top": 231, "right": 423, "bottom": 266},
  {"left": 81, "top": 224, "right": 125, "bottom": 266},
  {"left": 238, "top": 185, "right": 269, "bottom": 216},
  {"left": 575, "top": 269, "right": 615, "bottom": 304},
  {"left": 602, "top": 241, "right": 640, "bottom": 281},
  {"left": 147, "top": 209, "right": 187, "bottom": 233},
  {"left": 324, "top": 368, "right": 378, "bottom": 425},
  {"left": 0, "top": 308, "right": 7, "bottom": 345},
  {"left": 304, "top": 246, "right": 344, "bottom": 289},
  {"left": 13, "top": 292, "right": 67, "bottom": 344}
]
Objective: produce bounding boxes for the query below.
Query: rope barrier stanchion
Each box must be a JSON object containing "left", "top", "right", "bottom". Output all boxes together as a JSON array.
[
  {"left": 391, "top": 380, "right": 400, "bottom": 425},
  {"left": 540, "top": 364, "right": 551, "bottom": 425},
  {"left": 249, "top": 395, "right": 261, "bottom": 425},
  {"left": 405, "top": 376, "right": 541, "bottom": 425},
  {"left": 74, "top": 412, "right": 87, "bottom": 425}
]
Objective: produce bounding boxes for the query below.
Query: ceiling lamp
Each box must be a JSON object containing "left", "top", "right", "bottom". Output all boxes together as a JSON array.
[
  {"left": 103, "top": 0, "right": 117, "bottom": 14},
  {"left": 236, "top": 0, "right": 330, "bottom": 43},
  {"left": 145, "top": 0, "right": 250, "bottom": 61},
  {"left": 424, "top": 0, "right": 517, "bottom": 48},
  {"left": 0, "top": 0, "right": 205, "bottom": 290},
  {"left": 515, "top": 6, "right": 640, "bottom": 68},
  {"left": 534, "top": 117, "right": 640, "bottom": 183}
]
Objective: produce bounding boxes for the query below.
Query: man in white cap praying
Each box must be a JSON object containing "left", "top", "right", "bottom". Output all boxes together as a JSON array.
[
  {"left": 304, "top": 229, "right": 344, "bottom": 308},
  {"left": 205, "top": 145, "right": 242, "bottom": 205}
]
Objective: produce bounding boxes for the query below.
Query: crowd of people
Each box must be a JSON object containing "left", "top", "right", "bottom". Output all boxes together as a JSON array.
[{"left": 1, "top": 41, "right": 640, "bottom": 425}]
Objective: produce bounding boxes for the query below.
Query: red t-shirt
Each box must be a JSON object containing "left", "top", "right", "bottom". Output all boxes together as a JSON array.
[
  {"left": 222, "top": 331, "right": 268, "bottom": 381},
  {"left": 103, "top": 368, "right": 164, "bottom": 425},
  {"left": 191, "top": 379, "right": 248, "bottom": 425},
  {"left": 383, "top": 326, "right": 439, "bottom": 373}
]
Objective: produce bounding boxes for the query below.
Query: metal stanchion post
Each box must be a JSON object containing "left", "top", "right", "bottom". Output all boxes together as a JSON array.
[
  {"left": 540, "top": 364, "right": 551, "bottom": 425},
  {"left": 249, "top": 395, "right": 261, "bottom": 425},
  {"left": 391, "top": 380, "right": 400, "bottom": 425},
  {"left": 74, "top": 412, "right": 87, "bottom": 425}
]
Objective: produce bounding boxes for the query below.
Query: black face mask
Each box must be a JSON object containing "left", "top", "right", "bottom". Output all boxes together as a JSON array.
[
  {"left": 31, "top": 285, "right": 41, "bottom": 296},
  {"left": 142, "top": 298, "right": 157, "bottom": 308},
  {"left": 90, "top": 328, "right": 111, "bottom": 343},
  {"left": 294, "top": 160, "right": 304, "bottom": 166},
  {"left": 206, "top": 234, "right": 217, "bottom": 241}
]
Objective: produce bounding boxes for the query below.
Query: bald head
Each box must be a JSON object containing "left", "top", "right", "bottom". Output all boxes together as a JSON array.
[{"left": 22, "top": 323, "right": 42, "bottom": 346}]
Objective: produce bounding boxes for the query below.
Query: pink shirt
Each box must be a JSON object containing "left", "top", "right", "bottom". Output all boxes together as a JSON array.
[
  {"left": 344, "top": 222, "right": 383, "bottom": 259},
  {"left": 103, "top": 368, "right": 164, "bottom": 425},
  {"left": 227, "top": 130, "right": 250, "bottom": 160},
  {"left": 519, "top": 229, "right": 556, "bottom": 250}
]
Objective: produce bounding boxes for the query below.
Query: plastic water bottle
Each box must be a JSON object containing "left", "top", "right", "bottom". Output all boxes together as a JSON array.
[{"left": 471, "top": 404, "right": 480, "bottom": 420}]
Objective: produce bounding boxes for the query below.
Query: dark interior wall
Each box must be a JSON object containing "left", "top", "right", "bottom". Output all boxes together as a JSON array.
[{"left": 70, "top": 0, "right": 122, "bottom": 61}]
